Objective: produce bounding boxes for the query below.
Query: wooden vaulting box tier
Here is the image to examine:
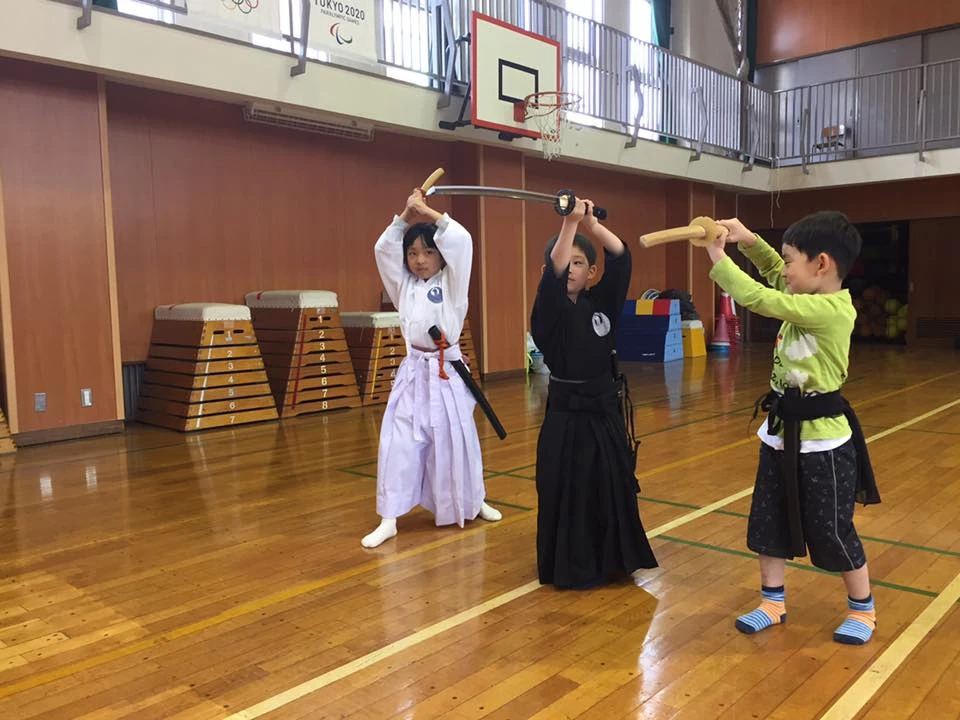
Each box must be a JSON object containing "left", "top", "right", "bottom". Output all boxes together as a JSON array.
[
  {"left": 0, "top": 409, "right": 15, "bottom": 455},
  {"left": 341, "top": 312, "right": 406, "bottom": 407},
  {"left": 136, "top": 303, "right": 279, "bottom": 432},
  {"left": 245, "top": 290, "right": 362, "bottom": 417}
]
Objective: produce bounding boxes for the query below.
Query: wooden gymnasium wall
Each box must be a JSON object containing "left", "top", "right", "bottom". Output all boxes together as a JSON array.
[
  {"left": 13, "top": 53, "right": 960, "bottom": 436},
  {"left": 736, "top": 176, "right": 960, "bottom": 228},
  {"left": 105, "top": 82, "right": 695, "bottom": 376},
  {"left": 0, "top": 58, "right": 119, "bottom": 435},
  {"left": 523, "top": 158, "right": 669, "bottom": 310},
  {"left": 737, "top": 181, "right": 960, "bottom": 347},
  {"left": 757, "top": 0, "right": 960, "bottom": 65},
  {"left": 106, "top": 82, "right": 455, "bottom": 364}
]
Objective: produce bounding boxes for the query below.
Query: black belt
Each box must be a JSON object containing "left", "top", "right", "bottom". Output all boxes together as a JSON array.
[{"left": 754, "top": 388, "right": 880, "bottom": 557}]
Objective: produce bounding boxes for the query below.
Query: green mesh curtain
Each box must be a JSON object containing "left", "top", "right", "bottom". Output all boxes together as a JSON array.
[
  {"left": 746, "top": 0, "right": 758, "bottom": 82},
  {"left": 650, "top": 0, "right": 676, "bottom": 145},
  {"left": 651, "top": 0, "right": 670, "bottom": 49}
]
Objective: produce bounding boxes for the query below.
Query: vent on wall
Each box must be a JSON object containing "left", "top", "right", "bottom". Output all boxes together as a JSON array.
[
  {"left": 916, "top": 318, "right": 960, "bottom": 339},
  {"left": 243, "top": 103, "right": 375, "bottom": 141},
  {"left": 122, "top": 363, "right": 145, "bottom": 421}
]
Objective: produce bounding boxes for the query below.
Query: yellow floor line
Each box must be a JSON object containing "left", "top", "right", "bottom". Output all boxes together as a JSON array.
[
  {"left": 819, "top": 572, "right": 960, "bottom": 720},
  {"left": 6, "top": 385, "right": 956, "bottom": 710},
  {"left": 645, "top": 398, "right": 960, "bottom": 535},
  {"left": 0, "top": 513, "right": 531, "bottom": 700},
  {"left": 224, "top": 580, "right": 543, "bottom": 719},
  {"left": 225, "top": 397, "right": 960, "bottom": 718}
]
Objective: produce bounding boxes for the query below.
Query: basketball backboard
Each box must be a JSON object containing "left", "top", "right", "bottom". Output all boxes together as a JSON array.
[{"left": 470, "top": 13, "right": 560, "bottom": 140}]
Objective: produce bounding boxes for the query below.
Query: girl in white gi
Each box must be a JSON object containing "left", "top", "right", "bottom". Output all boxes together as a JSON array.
[{"left": 361, "top": 188, "right": 501, "bottom": 548}]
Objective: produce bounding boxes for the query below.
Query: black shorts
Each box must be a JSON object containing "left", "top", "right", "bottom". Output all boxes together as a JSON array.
[{"left": 747, "top": 439, "right": 866, "bottom": 573}]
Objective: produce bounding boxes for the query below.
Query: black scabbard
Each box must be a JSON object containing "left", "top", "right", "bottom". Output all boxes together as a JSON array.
[
  {"left": 428, "top": 325, "right": 507, "bottom": 440},
  {"left": 449, "top": 359, "right": 507, "bottom": 440}
]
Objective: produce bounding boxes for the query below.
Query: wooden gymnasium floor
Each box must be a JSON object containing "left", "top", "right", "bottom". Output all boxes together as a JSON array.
[{"left": 1, "top": 344, "right": 959, "bottom": 719}]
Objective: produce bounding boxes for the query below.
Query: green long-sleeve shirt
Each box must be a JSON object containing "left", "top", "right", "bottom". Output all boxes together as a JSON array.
[{"left": 709, "top": 236, "right": 854, "bottom": 442}]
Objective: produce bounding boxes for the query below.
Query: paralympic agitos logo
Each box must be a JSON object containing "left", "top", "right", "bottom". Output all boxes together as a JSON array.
[
  {"left": 330, "top": 22, "right": 353, "bottom": 45},
  {"left": 314, "top": 0, "right": 367, "bottom": 46}
]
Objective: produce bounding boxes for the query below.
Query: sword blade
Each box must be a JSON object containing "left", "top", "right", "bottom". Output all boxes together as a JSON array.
[{"left": 425, "top": 185, "right": 556, "bottom": 204}]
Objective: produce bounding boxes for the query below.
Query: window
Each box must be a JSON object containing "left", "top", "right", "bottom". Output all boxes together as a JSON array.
[
  {"left": 628, "top": 0, "right": 660, "bottom": 140},
  {"left": 381, "top": 0, "right": 433, "bottom": 87},
  {"left": 117, "top": 0, "right": 175, "bottom": 22},
  {"left": 564, "top": 0, "right": 604, "bottom": 127}
]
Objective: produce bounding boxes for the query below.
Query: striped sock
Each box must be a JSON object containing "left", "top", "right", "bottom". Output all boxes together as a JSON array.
[
  {"left": 834, "top": 595, "right": 876, "bottom": 645},
  {"left": 735, "top": 585, "right": 786, "bottom": 634}
]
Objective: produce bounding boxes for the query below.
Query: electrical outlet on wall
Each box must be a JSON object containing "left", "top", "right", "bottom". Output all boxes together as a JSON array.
[
  {"left": 35, "top": 393, "right": 47, "bottom": 412},
  {"left": 81, "top": 388, "right": 93, "bottom": 407}
]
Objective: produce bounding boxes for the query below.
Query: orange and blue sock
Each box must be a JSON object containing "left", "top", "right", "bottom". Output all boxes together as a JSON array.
[
  {"left": 834, "top": 595, "right": 876, "bottom": 645},
  {"left": 735, "top": 585, "right": 786, "bottom": 634}
]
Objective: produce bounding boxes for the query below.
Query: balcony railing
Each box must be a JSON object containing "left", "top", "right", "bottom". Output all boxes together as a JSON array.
[{"left": 60, "top": 0, "right": 960, "bottom": 168}]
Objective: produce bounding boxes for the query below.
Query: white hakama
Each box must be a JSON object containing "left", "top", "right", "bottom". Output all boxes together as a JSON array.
[{"left": 373, "top": 213, "right": 487, "bottom": 527}]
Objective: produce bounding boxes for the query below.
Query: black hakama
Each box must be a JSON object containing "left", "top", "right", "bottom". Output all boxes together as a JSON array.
[{"left": 531, "top": 245, "right": 659, "bottom": 589}]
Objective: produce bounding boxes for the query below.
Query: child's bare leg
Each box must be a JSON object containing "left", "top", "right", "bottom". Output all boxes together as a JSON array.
[
  {"left": 735, "top": 554, "right": 787, "bottom": 634},
  {"left": 760, "top": 554, "right": 786, "bottom": 587},
  {"left": 842, "top": 563, "right": 871, "bottom": 599},
  {"left": 835, "top": 563, "right": 876, "bottom": 645}
]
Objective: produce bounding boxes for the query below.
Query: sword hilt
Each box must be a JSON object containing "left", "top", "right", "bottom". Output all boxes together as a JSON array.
[{"left": 555, "top": 190, "right": 608, "bottom": 221}]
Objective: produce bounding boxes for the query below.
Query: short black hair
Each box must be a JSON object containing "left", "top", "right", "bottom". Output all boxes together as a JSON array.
[
  {"left": 402, "top": 222, "right": 444, "bottom": 270},
  {"left": 781, "top": 211, "right": 862, "bottom": 279},
  {"left": 543, "top": 233, "right": 597, "bottom": 267}
]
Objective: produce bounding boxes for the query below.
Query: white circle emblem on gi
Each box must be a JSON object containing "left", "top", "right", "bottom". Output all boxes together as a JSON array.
[
  {"left": 427, "top": 286, "right": 443, "bottom": 304},
  {"left": 591, "top": 312, "right": 611, "bottom": 337}
]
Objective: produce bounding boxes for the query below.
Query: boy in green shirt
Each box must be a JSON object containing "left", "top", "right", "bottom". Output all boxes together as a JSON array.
[{"left": 707, "top": 211, "right": 881, "bottom": 645}]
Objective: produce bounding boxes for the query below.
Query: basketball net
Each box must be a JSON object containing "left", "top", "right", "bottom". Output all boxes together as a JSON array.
[{"left": 515, "top": 91, "right": 581, "bottom": 161}]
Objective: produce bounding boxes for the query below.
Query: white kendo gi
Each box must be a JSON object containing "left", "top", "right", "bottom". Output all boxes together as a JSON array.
[{"left": 373, "top": 213, "right": 486, "bottom": 527}]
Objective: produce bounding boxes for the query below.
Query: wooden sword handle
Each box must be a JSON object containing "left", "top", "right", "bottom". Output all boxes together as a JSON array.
[
  {"left": 639, "top": 225, "right": 707, "bottom": 248},
  {"left": 420, "top": 168, "right": 445, "bottom": 193}
]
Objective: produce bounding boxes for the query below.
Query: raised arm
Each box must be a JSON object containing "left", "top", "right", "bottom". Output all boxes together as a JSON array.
[
  {"left": 400, "top": 187, "right": 473, "bottom": 307},
  {"left": 432, "top": 214, "right": 473, "bottom": 308},
  {"left": 709, "top": 255, "right": 834, "bottom": 329},
  {"left": 718, "top": 218, "right": 786, "bottom": 291},
  {"left": 580, "top": 199, "right": 631, "bottom": 316},
  {"left": 374, "top": 214, "right": 408, "bottom": 309}
]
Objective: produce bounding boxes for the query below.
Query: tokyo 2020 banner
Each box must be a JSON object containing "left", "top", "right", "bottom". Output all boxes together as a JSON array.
[
  {"left": 189, "top": 0, "right": 283, "bottom": 35},
  {"left": 307, "top": 0, "right": 378, "bottom": 62}
]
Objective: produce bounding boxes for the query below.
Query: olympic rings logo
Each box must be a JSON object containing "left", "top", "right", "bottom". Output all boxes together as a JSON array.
[{"left": 220, "top": 0, "right": 260, "bottom": 13}]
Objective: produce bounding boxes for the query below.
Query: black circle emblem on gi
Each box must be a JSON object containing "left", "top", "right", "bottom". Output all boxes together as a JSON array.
[
  {"left": 427, "top": 287, "right": 443, "bottom": 304},
  {"left": 591, "top": 312, "right": 611, "bottom": 337}
]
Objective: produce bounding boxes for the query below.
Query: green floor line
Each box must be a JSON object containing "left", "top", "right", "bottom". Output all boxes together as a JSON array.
[
  {"left": 339, "top": 468, "right": 377, "bottom": 479},
  {"left": 499, "top": 402, "right": 761, "bottom": 475},
  {"left": 859, "top": 535, "right": 960, "bottom": 558},
  {"left": 657, "top": 535, "right": 938, "bottom": 598},
  {"left": 657, "top": 505, "right": 960, "bottom": 559},
  {"left": 716, "top": 509, "right": 750, "bottom": 519},
  {"left": 500, "top": 472, "right": 535, "bottom": 481}
]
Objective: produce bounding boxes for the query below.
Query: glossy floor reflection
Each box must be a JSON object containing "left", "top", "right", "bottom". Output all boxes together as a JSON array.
[{"left": 0, "top": 344, "right": 958, "bottom": 719}]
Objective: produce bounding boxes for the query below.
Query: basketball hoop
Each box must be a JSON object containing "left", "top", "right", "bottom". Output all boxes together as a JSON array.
[{"left": 514, "top": 91, "right": 581, "bottom": 160}]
